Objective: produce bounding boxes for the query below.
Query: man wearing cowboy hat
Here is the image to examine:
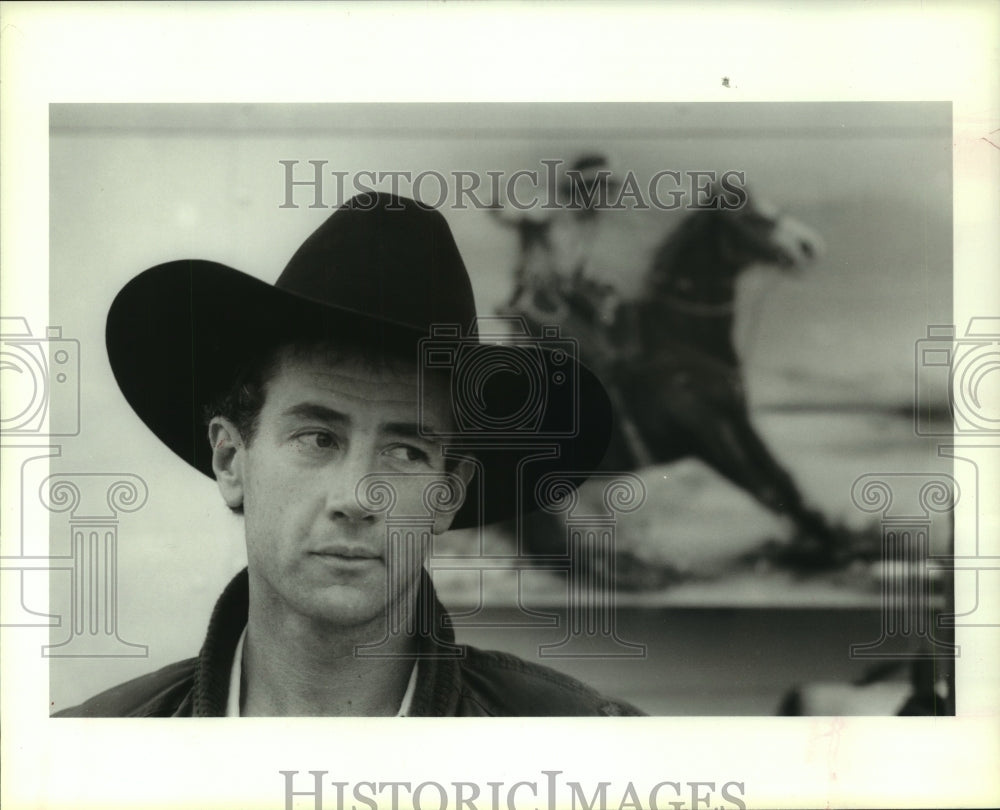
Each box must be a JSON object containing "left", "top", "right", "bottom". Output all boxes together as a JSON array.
[
  {"left": 560, "top": 152, "right": 622, "bottom": 216},
  {"left": 54, "top": 192, "right": 641, "bottom": 717}
]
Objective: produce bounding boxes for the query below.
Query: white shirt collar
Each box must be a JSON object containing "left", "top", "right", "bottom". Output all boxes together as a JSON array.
[{"left": 224, "top": 625, "right": 418, "bottom": 717}]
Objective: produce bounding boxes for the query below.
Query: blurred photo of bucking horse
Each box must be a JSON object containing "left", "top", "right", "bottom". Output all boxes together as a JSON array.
[{"left": 492, "top": 156, "right": 842, "bottom": 589}]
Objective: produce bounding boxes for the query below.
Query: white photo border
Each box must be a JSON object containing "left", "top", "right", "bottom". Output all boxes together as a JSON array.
[{"left": 2, "top": 2, "right": 998, "bottom": 809}]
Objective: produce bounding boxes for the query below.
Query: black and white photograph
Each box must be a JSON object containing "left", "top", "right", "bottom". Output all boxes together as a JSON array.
[
  {"left": 41, "top": 101, "right": 957, "bottom": 720},
  {"left": 2, "top": 3, "right": 998, "bottom": 810}
]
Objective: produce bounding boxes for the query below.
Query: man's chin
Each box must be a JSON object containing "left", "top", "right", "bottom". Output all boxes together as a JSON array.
[
  {"left": 302, "top": 583, "right": 389, "bottom": 629},
  {"left": 258, "top": 566, "right": 422, "bottom": 634}
]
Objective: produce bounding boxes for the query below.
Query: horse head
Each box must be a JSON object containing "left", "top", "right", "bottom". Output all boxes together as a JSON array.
[
  {"left": 714, "top": 186, "right": 825, "bottom": 274},
  {"left": 645, "top": 183, "right": 825, "bottom": 322}
]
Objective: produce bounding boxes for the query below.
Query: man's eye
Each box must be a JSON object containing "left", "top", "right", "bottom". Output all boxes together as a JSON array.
[
  {"left": 385, "top": 445, "right": 430, "bottom": 464},
  {"left": 296, "top": 431, "right": 336, "bottom": 450}
]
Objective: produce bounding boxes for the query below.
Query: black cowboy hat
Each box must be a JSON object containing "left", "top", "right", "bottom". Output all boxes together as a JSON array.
[{"left": 106, "top": 192, "right": 613, "bottom": 529}]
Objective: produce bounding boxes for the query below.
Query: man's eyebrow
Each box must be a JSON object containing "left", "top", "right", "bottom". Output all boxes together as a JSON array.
[
  {"left": 281, "top": 403, "right": 350, "bottom": 424},
  {"left": 280, "top": 406, "right": 441, "bottom": 440}
]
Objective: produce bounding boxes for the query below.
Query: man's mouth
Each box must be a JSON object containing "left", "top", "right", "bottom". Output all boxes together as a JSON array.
[{"left": 311, "top": 546, "right": 381, "bottom": 561}]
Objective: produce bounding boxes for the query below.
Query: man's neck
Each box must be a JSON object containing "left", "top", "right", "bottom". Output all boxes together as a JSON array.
[{"left": 241, "top": 592, "right": 419, "bottom": 717}]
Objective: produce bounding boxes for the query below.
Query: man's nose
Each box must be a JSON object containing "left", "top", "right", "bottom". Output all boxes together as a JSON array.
[{"left": 323, "top": 450, "right": 378, "bottom": 522}]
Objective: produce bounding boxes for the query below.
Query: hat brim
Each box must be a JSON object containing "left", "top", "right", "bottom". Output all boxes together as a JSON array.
[{"left": 106, "top": 260, "right": 613, "bottom": 530}]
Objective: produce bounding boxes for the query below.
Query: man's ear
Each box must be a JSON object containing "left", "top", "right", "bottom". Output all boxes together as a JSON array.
[
  {"left": 431, "top": 457, "right": 476, "bottom": 535},
  {"left": 208, "top": 417, "right": 245, "bottom": 510}
]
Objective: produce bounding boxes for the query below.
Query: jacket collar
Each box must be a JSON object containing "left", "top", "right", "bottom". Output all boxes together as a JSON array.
[{"left": 192, "top": 568, "right": 465, "bottom": 716}]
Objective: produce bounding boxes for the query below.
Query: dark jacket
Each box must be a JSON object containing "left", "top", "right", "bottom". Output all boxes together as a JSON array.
[{"left": 54, "top": 569, "right": 643, "bottom": 717}]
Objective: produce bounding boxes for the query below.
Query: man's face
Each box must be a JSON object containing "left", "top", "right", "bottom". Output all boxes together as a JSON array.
[{"left": 216, "top": 349, "right": 462, "bottom": 632}]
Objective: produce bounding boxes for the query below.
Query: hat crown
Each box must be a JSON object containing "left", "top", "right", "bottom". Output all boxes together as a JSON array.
[{"left": 277, "top": 192, "right": 478, "bottom": 335}]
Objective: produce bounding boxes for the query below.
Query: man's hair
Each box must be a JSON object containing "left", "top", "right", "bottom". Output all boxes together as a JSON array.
[
  {"left": 203, "top": 345, "right": 288, "bottom": 515},
  {"left": 204, "top": 352, "right": 274, "bottom": 453},
  {"left": 204, "top": 338, "right": 456, "bottom": 515}
]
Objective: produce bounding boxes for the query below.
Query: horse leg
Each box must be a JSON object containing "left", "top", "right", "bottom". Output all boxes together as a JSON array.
[
  {"left": 685, "top": 407, "right": 837, "bottom": 550},
  {"left": 729, "top": 415, "right": 836, "bottom": 545}
]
